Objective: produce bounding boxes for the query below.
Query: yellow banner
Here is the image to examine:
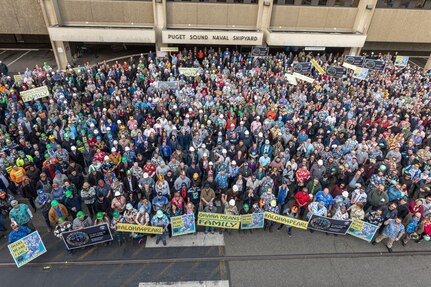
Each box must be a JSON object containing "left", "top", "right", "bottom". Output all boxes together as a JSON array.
[
  {"left": 311, "top": 59, "right": 325, "bottom": 75},
  {"left": 116, "top": 223, "right": 163, "bottom": 234},
  {"left": 171, "top": 216, "right": 184, "bottom": 228},
  {"left": 179, "top": 68, "right": 198, "bottom": 77},
  {"left": 264, "top": 212, "right": 309, "bottom": 230},
  {"left": 350, "top": 219, "right": 364, "bottom": 230},
  {"left": 160, "top": 47, "right": 179, "bottom": 52},
  {"left": 20, "top": 86, "right": 50, "bottom": 102},
  {"left": 197, "top": 212, "right": 241, "bottom": 229},
  {"left": 14, "top": 74, "right": 22, "bottom": 83},
  {"left": 9, "top": 240, "right": 29, "bottom": 258}
]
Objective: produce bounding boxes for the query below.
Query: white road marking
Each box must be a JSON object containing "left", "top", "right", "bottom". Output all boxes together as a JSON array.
[
  {"left": 6, "top": 50, "right": 32, "bottom": 66},
  {"left": 139, "top": 280, "right": 230, "bottom": 287},
  {"left": 145, "top": 232, "right": 224, "bottom": 248},
  {"left": 0, "top": 50, "right": 7, "bottom": 56},
  {"left": 0, "top": 48, "right": 39, "bottom": 51}
]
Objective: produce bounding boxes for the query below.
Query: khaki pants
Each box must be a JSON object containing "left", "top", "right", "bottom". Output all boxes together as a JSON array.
[{"left": 375, "top": 233, "right": 395, "bottom": 248}]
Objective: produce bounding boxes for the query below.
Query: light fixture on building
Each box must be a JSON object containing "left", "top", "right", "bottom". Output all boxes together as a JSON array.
[
  {"left": 263, "top": 0, "right": 271, "bottom": 6},
  {"left": 366, "top": 3, "right": 374, "bottom": 9},
  {"left": 155, "top": 0, "right": 162, "bottom": 3}
]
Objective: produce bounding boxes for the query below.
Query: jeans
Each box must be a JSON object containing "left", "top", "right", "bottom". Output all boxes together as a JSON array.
[
  {"left": 205, "top": 226, "right": 215, "bottom": 232},
  {"left": 0, "top": 214, "right": 6, "bottom": 231},
  {"left": 115, "top": 231, "right": 125, "bottom": 242},
  {"left": 156, "top": 231, "right": 167, "bottom": 242}
]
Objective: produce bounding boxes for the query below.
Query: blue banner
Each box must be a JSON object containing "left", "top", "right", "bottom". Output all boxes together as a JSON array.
[
  {"left": 241, "top": 213, "right": 265, "bottom": 229},
  {"left": 8, "top": 231, "right": 47, "bottom": 268},
  {"left": 171, "top": 214, "right": 196, "bottom": 236}
]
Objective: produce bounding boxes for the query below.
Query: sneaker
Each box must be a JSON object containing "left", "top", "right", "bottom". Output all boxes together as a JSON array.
[
  {"left": 371, "top": 241, "right": 377, "bottom": 245},
  {"left": 288, "top": 230, "right": 292, "bottom": 237},
  {"left": 211, "top": 231, "right": 214, "bottom": 234},
  {"left": 138, "top": 238, "right": 145, "bottom": 245},
  {"left": 386, "top": 246, "right": 393, "bottom": 253},
  {"left": 163, "top": 240, "right": 167, "bottom": 246},
  {"left": 401, "top": 240, "right": 406, "bottom": 247},
  {"left": 156, "top": 239, "right": 160, "bottom": 245},
  {"left": 205, "top": 231, "right": 208, "bottom": 234}
]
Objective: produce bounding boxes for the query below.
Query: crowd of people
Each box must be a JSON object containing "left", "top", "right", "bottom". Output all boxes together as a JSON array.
[{"left": 0, "top": 47, "right": 431, "bottom": 253}]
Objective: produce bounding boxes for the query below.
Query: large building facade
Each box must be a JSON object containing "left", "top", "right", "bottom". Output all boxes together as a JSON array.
[{"left": 1, "top": 0, "right": 431, "bottom": 69}]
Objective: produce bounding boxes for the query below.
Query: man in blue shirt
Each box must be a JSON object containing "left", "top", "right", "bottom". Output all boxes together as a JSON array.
[
  {"left": 314, "top": 188, "right": 334, "bottom": 214},
  {"left": 372, "top": 217, "right": 405, "bottom": 253},
  {"left": 152, "top": 192, "right": 169, "bottom": 212},
  {"left": 8, "top": 222, "right": 31, "bottom": 244}
]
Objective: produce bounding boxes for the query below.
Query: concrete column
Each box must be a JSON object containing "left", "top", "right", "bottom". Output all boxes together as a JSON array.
[
  {"left": 348, "top": 0, "right": 377, "bottom": 56},
  {"left": 257, "top": 0, "right": 273, "bottom": 32},
  {"left": 39, "top": 0, "right": 72, "bottom": 69},
  {"left": 425, "top": 55, "right": 431, "bottom": 71},
  {"left": 153, "top": 0, "right": 167, "bottom": 50},
  {"left": 344, "top": 47, "right": 362, "bottom": 56}
]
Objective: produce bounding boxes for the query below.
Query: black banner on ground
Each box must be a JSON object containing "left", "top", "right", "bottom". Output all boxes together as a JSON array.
[
  {"left": 363, "top": 59, "right": 386, "bottom": 71},
  {"left": 251, "top": 47, "right": 269, "bottom": 57},
  {"left": 61, "top": 223, "right": 113, "bottom": 250},
  {"left": 343, "top": 56, "right": 365, "bottom": 67},
  {"left": 307, "top": 215, "right": 352, "bottom": 235},
  {"left": 326, "top": 66, "right": 346, "bottom": 78},
  {"left": 293, "top": 62, "right": 312, "bottom": 74}
]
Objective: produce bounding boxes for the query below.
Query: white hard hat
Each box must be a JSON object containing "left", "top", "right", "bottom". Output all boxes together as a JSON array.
[
  {"left": 189, "top": 146, "right": 195, "bottom": 152},
  {"left": 318, "top": 160, "right": 323, "bottom": 166},
  {"left": 111, "top": 147, "right": 116, "bottom": 152},
  {"left": 222, "top": 149, "right": 227, "bottom": 154},
  {"left": 104, "top": 156, "right": 109, "bottom": 161},
  {"left": 309, "top": 194, "right": 314, "bottom": 199},
  {"left": 258, "top": 132, "right": 263, "bottom": 137},
  {"left": 114, "top": 191, "right": 121, "bottom": 197},
  {"left": 202, "top": 144, "right": 206, "bottom": 148},
  {"left": 229, "top": 199, "right": 236, "bottom": 206},
  {"left": 203, "top": 153, "right": 208, "bottom": 157},
  {"left": 233, "top": 185, "right": 239, "bottom": 192},
  {"left": 125, "top": 146, "right": 130, "bottom": 151},
  {"left": 231, "top": 160, "right": 237, "bottom": 165},
  {"left": 342, "top": 191, "right": 349, "bottom": 198},
  {"left": 143, "top": 173, "right": 149, "bottom": 179},
  {"left": 71, "top": 146, "right": 76, "bottom": 151},
  {"left": 245, "top": 130, "right": 250, "bottom": 135}
]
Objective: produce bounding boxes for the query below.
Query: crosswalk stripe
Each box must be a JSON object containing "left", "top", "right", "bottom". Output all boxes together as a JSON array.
[
  {"left": 145, "top": 233, "right": 224, "bottom": 248},
  {"left": 139, "top": 280, "right": 229, "bottom": 287}
]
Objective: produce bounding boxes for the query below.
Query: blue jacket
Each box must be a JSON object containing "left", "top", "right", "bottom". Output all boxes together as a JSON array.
[{"left": 8, "top": 226, "right": 31, "bottom": 244}]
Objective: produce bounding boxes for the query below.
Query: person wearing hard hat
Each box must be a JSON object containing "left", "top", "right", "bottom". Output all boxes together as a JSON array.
[
  {"left": 72, "top": 211, "right": 93, "bottom": 230},
  {"left": 220, "top": 194, "right": 239, "bottom": 234},
  {"left": 151, "top": 210, "right": 169, "bottom": 246},
  {"left": 48, "top": 199, "right": 69, "bottom": 226}
]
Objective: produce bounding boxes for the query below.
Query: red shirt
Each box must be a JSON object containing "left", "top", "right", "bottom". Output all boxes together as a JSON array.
[{"left": 295, "top": 192, "right": 311, "bottom": 207}]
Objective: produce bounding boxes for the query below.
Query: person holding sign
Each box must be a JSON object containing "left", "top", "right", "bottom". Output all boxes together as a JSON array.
[
  {"left": 151, "top": 210, "right": 169, "bottom": 246},
  {"left": 8, "top": 222, "right": 31, "bottom": 244}
]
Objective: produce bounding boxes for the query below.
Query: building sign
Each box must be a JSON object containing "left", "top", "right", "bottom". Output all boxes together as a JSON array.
[{"left": 162, "top": 30, "right": 263, "bottom": 45}]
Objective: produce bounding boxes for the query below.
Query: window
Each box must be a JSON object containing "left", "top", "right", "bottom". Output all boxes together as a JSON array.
[
  {"left": 274, "top": 0, "right": 357, "bottom": 6},
  {"left": 376, "top": 0, "right": 431, "bottom": 9}
]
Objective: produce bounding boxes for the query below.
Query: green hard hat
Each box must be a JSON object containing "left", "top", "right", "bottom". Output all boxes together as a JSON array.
[
  {"left": 379, "top": 165, "right": 387, "bottom": 172},
  {"left": 77, "top": 211, "right": 85, "bottom": 219},
  {"left": 57, "top": 217, "right": 65, "bottom": 223},
  {"left": 243, "top": 203, "right": 249, "bottom": 211},
  {"left": 156, "top": 210, "right": 164, "bottom": 218},
  {"left": 113, "top": 211, "right": 120, "bottom": 218},
  {"left": 46, "top": 144, "right": 52, "bottom": 149},
  {"left": 65, "top": 190, "right": 73, "bottom": 198},
  {"left": 96, "top": 212, "right": 104, "bottom": 220},
  {"left": 51, "top": 200, "right": 59, "bottom": 207}
]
